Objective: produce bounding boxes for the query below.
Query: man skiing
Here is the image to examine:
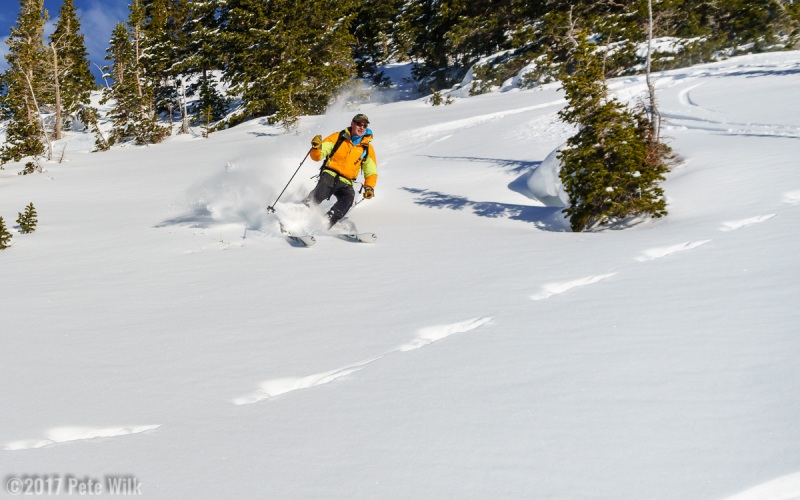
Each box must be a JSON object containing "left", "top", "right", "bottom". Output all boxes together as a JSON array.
[{"left": 307, "top": 114, "right": 378, "bottom": 228}]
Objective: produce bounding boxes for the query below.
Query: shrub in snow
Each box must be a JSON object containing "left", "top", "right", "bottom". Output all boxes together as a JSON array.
[
  {"left": 557, "top": 31, "right": 671, "bottom": 232},
  {"left": 0, "top": 217, "right": 12, "bottom": 250},
  {"left": 16, "top": 203, "right": 38, "bottom": 234}
]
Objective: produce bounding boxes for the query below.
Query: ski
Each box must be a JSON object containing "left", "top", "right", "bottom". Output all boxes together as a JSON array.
[
  {"left": 277, "top": 220, "right": 316, "bottom": 247},
  {"left": 286, "top": 234, "right": 317, "bottom": 247},
  {"left": 330, "top": 218, "right": 376, "bottom": 243},
  {"left": 271, "top": 212, "right": 371, "bottom": 246},
  {"left": 337, "top": 232, "right": 377, "bottom": 243}
]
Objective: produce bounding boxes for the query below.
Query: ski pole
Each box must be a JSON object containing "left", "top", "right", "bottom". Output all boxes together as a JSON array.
[{"left": 267, "top": 148, "right": 312, "bottom": 213}]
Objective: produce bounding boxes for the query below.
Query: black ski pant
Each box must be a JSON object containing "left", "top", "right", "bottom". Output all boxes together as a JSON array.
[{"left": 307, "top": 172, "right": 355, "bottom": 227}]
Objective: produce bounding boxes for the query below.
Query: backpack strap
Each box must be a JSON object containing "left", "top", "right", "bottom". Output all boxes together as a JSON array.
[{"left": 320, "top": 131, "right": 347, "bottom": 172}]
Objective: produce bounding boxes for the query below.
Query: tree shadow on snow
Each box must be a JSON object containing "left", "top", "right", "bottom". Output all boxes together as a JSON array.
[
  {"left": 405, "top": 155, "right": 569, "bottom": 231},
  {"left": 420, "top": 154, "right": 569, "bottom": 202},
  {"left": 402, "top": 187, "right": 569, "bottom": 232},
  {"left": 421, "top": 154, "right": 539, "bottom": 176}
]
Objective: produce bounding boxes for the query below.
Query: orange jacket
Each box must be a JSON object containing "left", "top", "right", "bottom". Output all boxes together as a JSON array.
[{"left": 310, "top": 128, "right": 377, "bottom": 188}]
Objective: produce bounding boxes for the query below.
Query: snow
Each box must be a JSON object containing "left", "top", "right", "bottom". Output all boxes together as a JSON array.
[{"left": 2, "top": 51, "right": 800, "bottom": 499}]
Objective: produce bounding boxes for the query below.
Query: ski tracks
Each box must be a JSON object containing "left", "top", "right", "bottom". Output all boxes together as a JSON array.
[
  {"left": 530, "top": 273, "right": 617, "bottom": 300},
  {"left": 9, "top": 197, "right": 799, "bottom": 450},
  {"left": 4, "top": 317, "right": 497, "bottom": 448},
  {"left": 4, "top": 425, "right": 161, "bottom": 451},
  {"left": 532, "top": 191, "right": 800, "bottom": 302},
  {"left": 233, "top": 317, "right": 494, "bottom": 406}
]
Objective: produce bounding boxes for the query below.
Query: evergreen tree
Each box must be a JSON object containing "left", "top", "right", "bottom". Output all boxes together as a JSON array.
[
  {"left": 16, "top": 203, "right": 38, "bottom": 233},
  {"left": 220, "top": 0, "right": 359, "bottom": 128},
  {"left": 0, "top": 216, "right": 12, "bottom": 249},
  {"left": 49, "top": 0, "right": 96, "bottom": 137},
  {"left": 395, "top": 0, "right": 464, "bottom": 90},
  {"left": 0, "top": 0, "right": 48, "bottom": 165},
  {"left": 138, "top": 0, "right": 192, "bottom": 122},
  {"left": 102, "top": 14, "right": 168, "bottom": 145},
  {"left": 103, "top": 22, "right": 138, "bottom": 144},
  {"left": 181, "top": 0, "right": 227, "bottom": 126},
  {"left": 351, "top": 0, "right": 405, "bottom": 84},
  {"left": 558, "top": 31, "right": 669, "bottom": 232}
]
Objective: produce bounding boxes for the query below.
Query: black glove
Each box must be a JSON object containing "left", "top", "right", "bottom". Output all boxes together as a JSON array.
[
  {"left": 311, "top": 135, "right": 322, "bottom": 149},
  {"left": 363, "top": 186, "right": 374, "bottom": 199}
]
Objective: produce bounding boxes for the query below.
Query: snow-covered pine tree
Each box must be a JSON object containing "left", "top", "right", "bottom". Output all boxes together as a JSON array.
[
  {"left": 137, "top": 0, "right": 192, "bottom": 127},
  {"left": 558, "top": 30, "right": 669, "bottom": 232},
  {"left": 0, "top": 217, "right": 12, "bottom": 249},
  {"left": 180, "top": 0, "right": 228, "bottom": 127},
  {"left": 102, "top": 5, "right": 168, "bottom": 146},
  {"left": 16, "top": 203, "right": 38, "bottom": 234},
  {"left": 103, "top": 22, "right": 138, "bottom": 145},
  {"left": 0, "top": 0, "right": 49, "bottom": 165},
  {"left": 49, "top": 0, "right": 96, "bottom": 138}
]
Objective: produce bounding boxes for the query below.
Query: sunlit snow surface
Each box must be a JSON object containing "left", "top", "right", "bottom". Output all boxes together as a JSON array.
[{"left": 2, "top": 51, "right": 799, "bottom": 499}]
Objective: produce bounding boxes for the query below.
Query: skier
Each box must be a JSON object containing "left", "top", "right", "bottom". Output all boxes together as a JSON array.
[{"left": 307, "top": 114, "right": 378, "bottom": 228}]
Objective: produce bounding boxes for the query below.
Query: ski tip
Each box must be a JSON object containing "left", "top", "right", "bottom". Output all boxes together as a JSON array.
[
  {"left": 338, "top": 232, "right": 377, "bottom": 243},
  {"left": 287, "top": 234, "right": 316, "bottom": 247}
]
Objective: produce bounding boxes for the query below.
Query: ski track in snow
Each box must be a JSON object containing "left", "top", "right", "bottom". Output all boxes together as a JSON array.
[
  {"left": 721, "top": 214, "right": 776, "bottom": 231},
  {"left": 397, "top": 317, "right": 494, "bottom": 352},
  {"left": 385, "top": 100, "right": 566, "bottom": 155},
  {"left": 530, "top": 273, "right": 617, "bottom": 300},
  {"left": 4, "top": 425, "right": 161, "bottom": 451},
  {"left": 232, "top": 357, "right": 382, "bottom": 405},
  {"left": 678, "top": 82, "right": 708, "bottom": 109},
  {"left": 233, "top": 317, "right": 493, "bottom": 405},
  {"left": 635, "top": 240, "right": 712, "bottom": 262},
  {"left": 659, "top": 73, "right": 800, "bottom": 140},
  {"left": 723, "top": 470, "right": 800, "bottom": 500}
]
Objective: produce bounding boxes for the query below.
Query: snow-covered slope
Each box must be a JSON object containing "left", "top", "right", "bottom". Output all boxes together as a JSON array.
[{"left": 1, "top": 51, "right": 799, "bottom": 500}]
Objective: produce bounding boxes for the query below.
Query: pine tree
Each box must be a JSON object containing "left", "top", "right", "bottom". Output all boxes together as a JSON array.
[
  {"left": 351, "top": 0, "right": 406, "bottom": 84},
  {"left": 395, "top": 0, "right": 463, "bottom": 90},
  {"left": 558, "top": 30, "right": 669, "bottom": 232},
  {"left": 16, "top": 203, "right": 38, "bottom": 233},
  {"left": 102, "top": 13, "right": 168, "bottom": 146},
  {"left": 0, "top": 217, "right": 12, "bottom": 249},
  {"left": 48, "top": 0, "right": 96, "bottom": 137},
  {"left": 181, "top": 0, "right": 227, "bottom": 127},
  {"left": 138, "top": 0, "right": 192, "bottom": 124},
  {"left": 220, "top": 0, "right": 358, "bottom": 128},
  {"left": 0, "top": 0, "right": 49, "bottom": 165}
]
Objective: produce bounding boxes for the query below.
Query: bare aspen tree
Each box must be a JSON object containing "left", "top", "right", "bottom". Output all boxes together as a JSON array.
[
  {"left": 22, "top": 70, "right": 52, "bottom": 160},
  {"left": 179, "top": 78, "right": 190, "bottom": 134},
  {"left": 645, "top": 0, "right": 662, "bottom": 140},
  {"left": 50, "top": 42, "right": 62, "bottom": 140}
]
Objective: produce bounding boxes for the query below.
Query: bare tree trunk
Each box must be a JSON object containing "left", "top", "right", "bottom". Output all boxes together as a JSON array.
[
  {"left": 22, "top": 70, "right": 53, "bottom": 161},
  {"left": 93, "top": 62, "right": 111, "bottom": 89},
  {"left": 131, "top": 8, "right": 148, "bottom": 119},
  {"left": 50, "top": 42, "right": 63, "bottom": 140},
  {"left": 179, "top": 78, "right": 190, "bottom": 134},
  {"left": 645, "top": 0, "right": 662, "bottom": 141}
]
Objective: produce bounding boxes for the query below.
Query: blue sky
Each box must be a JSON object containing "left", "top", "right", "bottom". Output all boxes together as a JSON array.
[{"left": 1, "top": 0, "right": 131, "bottom": 81}]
